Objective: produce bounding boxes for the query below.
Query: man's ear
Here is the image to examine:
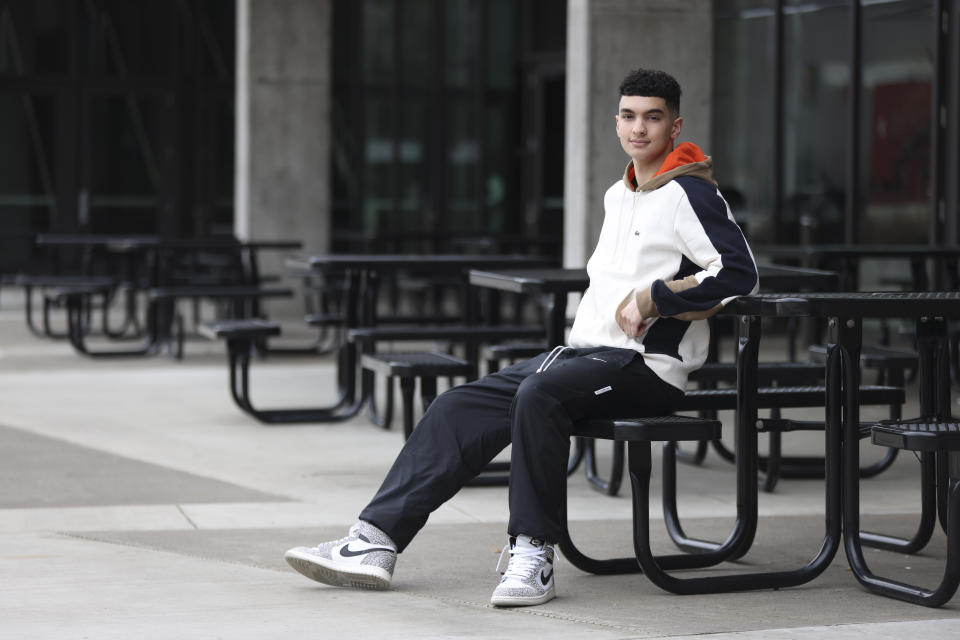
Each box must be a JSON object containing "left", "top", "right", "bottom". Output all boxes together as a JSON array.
[{"left": 670, "top": 116, "right": 683, "bottom": 141}]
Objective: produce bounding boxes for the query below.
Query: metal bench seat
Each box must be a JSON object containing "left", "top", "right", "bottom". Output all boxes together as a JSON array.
[
  {"left": 361, "top": 351, "right": 474, "bottom": 439},
  {"left": 198, "top": 318, "right": 281, "bottom": 341},
  {"left": 574, "top": 414, "right": 721, "bottom": 442},
  {"left": 838, "top": 419, "right": 960, "bottom": 607},
  {"left": 564, "top": 416, "right": 726, "bottom": 576},
  {"left": 872, "top": 420, "right": 960, "bottom": 451},
  {"left": 147, "top": 285, "right": 293, "bottom": 300},
  {"left": 10, "top": 275, "right": 118, "bottom": 339},
  {"left": 482, "top": 341, "right": 548, "bottom": 374},
  {"left": 582, "top": 384, "right": 904, "bottom": 496},
  {"left": 347, "top": 324, "right": 544, "bottom": 345},
  {"left": 201, "top": 318, "right": 361, "bottom": 424}
]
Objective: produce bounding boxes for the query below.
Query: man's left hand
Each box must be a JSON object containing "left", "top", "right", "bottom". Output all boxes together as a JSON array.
[{"left": 617, "top": 294, "right": 650, "bottom": 337}]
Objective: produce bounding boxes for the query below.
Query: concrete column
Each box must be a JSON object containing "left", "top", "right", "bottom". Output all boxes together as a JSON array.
[
  {"left": 235, "top": 0, "right": 332, "bottom": 316},
  {"left": 563, "top": 0, "right": 713, "bottom": 267}
]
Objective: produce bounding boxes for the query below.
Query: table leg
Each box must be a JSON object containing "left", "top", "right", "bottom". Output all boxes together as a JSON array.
[
  {"left": 842, "top": 315, "right": 960, "bottom": 606},
  {"left": 622, "top": 315, "right": 841, "bottom": 593}
]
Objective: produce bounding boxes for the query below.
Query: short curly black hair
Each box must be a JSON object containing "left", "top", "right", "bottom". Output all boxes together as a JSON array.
[{"left": 619, "top": 68, "right": 681, "bottom": 116}]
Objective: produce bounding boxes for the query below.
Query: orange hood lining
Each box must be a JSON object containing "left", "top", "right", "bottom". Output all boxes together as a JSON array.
[
  {"left": 626, "top": 142, "right": 707, "bottom": 187},
  {"left": 652, "top": 142, "right": 707, "bottom": 178}
]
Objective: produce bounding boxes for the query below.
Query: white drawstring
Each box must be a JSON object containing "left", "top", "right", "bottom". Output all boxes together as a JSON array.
[{"left": 536, "top": 345, "right": 570, "bottom": 373}]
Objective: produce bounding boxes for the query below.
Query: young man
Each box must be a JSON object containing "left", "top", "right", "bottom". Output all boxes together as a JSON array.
[{"left": 285, "top": 68, "right": 758, "bottom": 607}]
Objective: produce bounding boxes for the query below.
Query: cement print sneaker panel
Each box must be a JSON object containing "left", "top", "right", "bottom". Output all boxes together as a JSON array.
[
  {"left": 490, "top": 536, "right": 556, "bottom": 607},
  {"left": 284, "top": 523, "right": 397, "bottom": 591}
]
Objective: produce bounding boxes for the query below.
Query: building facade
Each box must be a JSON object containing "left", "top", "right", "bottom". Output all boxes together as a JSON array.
[{"left": 2, "top": 1, "right": 958, "bottom": 291}]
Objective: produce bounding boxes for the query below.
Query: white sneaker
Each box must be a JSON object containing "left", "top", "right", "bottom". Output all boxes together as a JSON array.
[
  {"left": 284, "top": 521, "right": 397, "bottom": 590},
  {"left": 490, "top": 535, "right": 556, "bottom": 607}
]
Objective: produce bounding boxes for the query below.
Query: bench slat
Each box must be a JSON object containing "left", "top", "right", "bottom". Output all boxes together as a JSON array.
[
  {"left": 148, "top": 285, "right": 293, "bottom": 300},
  {"left": 348, "top": 324, "right": 544, "bottom": 343},
  {"left": 872, "top": 421, "right": 960, "bottom": 451},
  {"left": 575, "top": 415, "right": 721, "bottom": 442},
  {"left": 361, "top": 352, "right": 473, "bottom": 377},
  {"left": 199, "top": 319, "right": 281, "bottom": 340},
  {"left": 679, "top": 384, "right": 903, "bottom": 411}
]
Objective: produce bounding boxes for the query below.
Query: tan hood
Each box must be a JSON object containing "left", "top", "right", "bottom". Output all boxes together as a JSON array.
[{"left": 622, "top": 141, "right": 717, "bottom": 192}]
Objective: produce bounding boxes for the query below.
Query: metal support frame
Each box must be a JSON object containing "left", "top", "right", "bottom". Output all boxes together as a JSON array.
[
  {"left": 561, "top": 316, "right": 843, "bottom": 594},
  {"left": 843, "top": 315, "right": 960, "bottom": 606}
]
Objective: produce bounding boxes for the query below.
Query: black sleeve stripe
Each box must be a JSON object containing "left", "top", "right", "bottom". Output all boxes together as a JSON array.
[{"left": 654, "top": 176, "right": 758, "bottom": 316}]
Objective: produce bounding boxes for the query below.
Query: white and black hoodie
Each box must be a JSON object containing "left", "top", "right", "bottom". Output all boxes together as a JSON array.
[{"left": 567, "top": 142, "right": 759, "bottom": 390}]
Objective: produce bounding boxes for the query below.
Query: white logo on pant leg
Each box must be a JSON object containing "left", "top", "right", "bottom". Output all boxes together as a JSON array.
[{"left": 594, "top": 386, "right": 612, "bottom": 395}]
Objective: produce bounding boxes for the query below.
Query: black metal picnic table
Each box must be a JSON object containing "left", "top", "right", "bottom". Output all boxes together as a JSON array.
[
  {"left": 705, "top": 291, "right": 960, "bottom": 603},
  {"left": 32, "top": 234, "right": 302, "bottom": 357},
  {"left": 278, "top": 253, "right": 558, "bottom": 422},
  {"left": 553, "top": 291, "right": 959, "bottom": 604}
]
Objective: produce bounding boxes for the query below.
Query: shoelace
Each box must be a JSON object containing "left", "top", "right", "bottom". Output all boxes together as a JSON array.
[
  {"left": 496, "top": 544, "right": 548, "bottom": 581},
  {"left": 313, "top": 524, "right": 366, "bottom": 551},
  {"left": 314, "top": 532, "right": 354, "bottom": 551}
]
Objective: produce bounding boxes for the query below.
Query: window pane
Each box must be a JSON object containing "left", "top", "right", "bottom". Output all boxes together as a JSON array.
[
  {"left": 88, "top": 93, "right": 161, "bottom": 196},
  {"left": 485, "top": 101, "right": 510, "bottom": 234},
  {"left": 363, "top": 97, "right": 394, "bottom": 235},
  {"left": 0, "top": 0, "right": 70, "bottom": 76},
  {"left": 713, "top": 0, "right": 777, "bottom": 243},
  {"left": 486, "top": 0, "right": 515, "bottom": 89},
  {"left": 332, "top": 0, "right": 527, "bottom": 251},
  {"left": 0, "top": 206, "right": 48, "bottom": 271},
  {"left": 362, "top": 0, "right": 395, "bottom": 85},
  {"left": 87, "top": 93, "right": 162, "bottom": 233},
  {"left": 400, "top": 0, "right": 431, "bottom": 85},
  {"left": 194, "top": 0, "right": 235, "bottom": 80},
  {"left": 780, "top": 1, "right": 849, "bottom": 245},
  {"left": 81, "top": 0, "right": 175, "bottom": 77},
  {"left": 0, "top": 91, "right": 56, "bottom": 206},
  {"left": 860, "top": 0, "right": 933, "bottom": 244},
  {"left": 397, "top": 99, "right": 425, "bottom": 219},
  {"left": 445, "top": 0, "right": 478, "bottom": 89},
  {"left": 446, "top": 97, "right": 479, "bottom": 230}
]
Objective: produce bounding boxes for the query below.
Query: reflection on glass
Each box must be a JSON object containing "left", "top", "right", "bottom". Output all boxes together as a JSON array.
[
  {"left": 448, "top": 98, "right": 479, "bottom": 230},
  {"left": 445, "top": 0, "right": 478, "bottom": 88},
  {"left": 486, "top": 0, "right": 515, "bottom": 89},
  {"left": 87, "top": 93, "right": 161, "bottom": 235},
  {"left": 195, "top": 0, "right": 235, "bottom": 79},
  {"left": 485, "top": 101, "right": 509, "bottom": 233},
  {"left": 0, "top": 0, "right": 69, "bottom": 76},
  {"left": 398, "top": 99, "right": 425, "bottom": 220},
  {"left": 363, "top": 97, "right": 395, "bottom": 234},
  {"left": 332, "top": 0, "right": 526, "bottom": 252},
  {"left": 0, "top": 92, "right": 55, "bottom": 201},
  {"left": 362, "top": 0, "right": 395, "bottom": 85},
  {"left": 400, "top": 0, "right": 431, "bottom": 85},
  {"left": 781, "top": 0, "right": 848, "bottom": 245},
  {"left": 713, "top": 0, "right": 777, "bottom": 243},
  {"left": 81, "top": 0, "right": 174, "bottom": 77},
  {"left": 861, "top": 0, "right": 933, "bottom": 244}
]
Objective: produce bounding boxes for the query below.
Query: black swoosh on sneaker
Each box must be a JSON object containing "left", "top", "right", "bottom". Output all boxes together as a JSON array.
[
  {"left": 540, "top": 569, "right": 553, "bottom": 585},
  {"left": 339, "top": 543, "right": 394, "bottom": 558}
]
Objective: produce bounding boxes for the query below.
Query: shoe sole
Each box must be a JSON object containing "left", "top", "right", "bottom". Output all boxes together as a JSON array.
[
  {"left": 490, "top": 588, "right": 556, "bottom": 607},
  {"left": 284, "top": 550, "right": 391, "bottom": 591}
]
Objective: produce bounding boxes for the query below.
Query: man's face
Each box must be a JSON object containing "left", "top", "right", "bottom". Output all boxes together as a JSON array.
[{"left": 615, "top": 95, "right": 682, "bottom": 168}]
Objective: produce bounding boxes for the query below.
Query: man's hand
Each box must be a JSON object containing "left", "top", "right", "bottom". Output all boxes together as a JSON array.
[{"left": 616, "top": 290, "right": 655, "bottom": 337}]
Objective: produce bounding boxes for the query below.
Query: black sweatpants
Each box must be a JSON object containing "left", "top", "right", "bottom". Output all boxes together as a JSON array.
[{"left": 358, "top": 346, "right": 685, "bottom": 551}]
